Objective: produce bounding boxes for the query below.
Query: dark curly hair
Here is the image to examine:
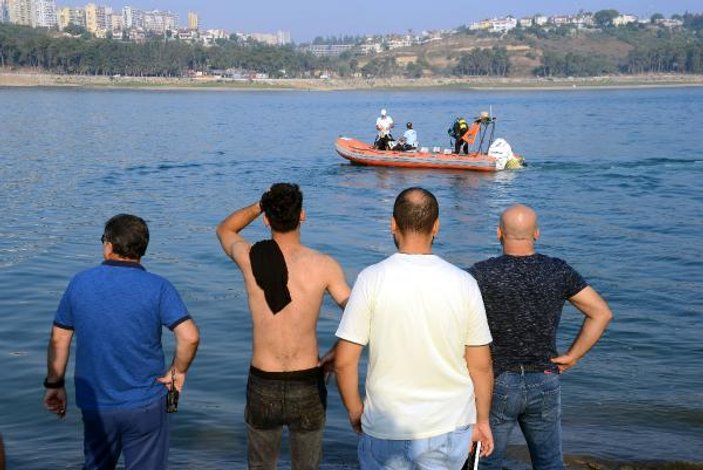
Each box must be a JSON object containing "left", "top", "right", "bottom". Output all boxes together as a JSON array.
[
  {"left": 102, "top": 214, "right": 149, "bottom": 259},
  {"left": 260, "top": 183, "right": 303, "bottom": 233},
  {"left": 393, "top": 187, "right": 439, "bottom": 234}
]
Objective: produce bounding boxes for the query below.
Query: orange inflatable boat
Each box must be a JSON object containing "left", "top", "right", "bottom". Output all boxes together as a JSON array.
[{"left": 335, "top": 137, "right": 525, "bottom": 172}]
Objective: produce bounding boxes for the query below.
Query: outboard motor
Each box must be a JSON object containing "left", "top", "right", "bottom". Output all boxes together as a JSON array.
[{"left": 488, "top": 138, "right": 513, "bottom": 170}]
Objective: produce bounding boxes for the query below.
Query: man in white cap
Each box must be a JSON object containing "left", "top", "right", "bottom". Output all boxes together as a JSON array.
[{"left": 374, "top": 109, "right": 394, "bottom": 150}]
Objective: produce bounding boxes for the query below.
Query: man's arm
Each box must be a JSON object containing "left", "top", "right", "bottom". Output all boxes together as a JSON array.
[
  {"left": 465, "top": 345, "right": 494, "bottom": 457},
  {"left": 216, "top": 201, "right": 262, "bottom": 266},
  {"left": 326, "top": 257, "right": 351, "bottom": 309},
  {"left": 43, "top": 326, "right": 74, "bottom": 418},
  {"left": 551, "top": 286, "right": 613, "bottom": 373},
  {"left": 334, "top": 339, "right": 364, "bottom": 434},
  {"left": 158, "top": 319, "right": 200, "bottom": 392},
  {"left": 318, "top": 258, "right": 352, "bottom": 375}
]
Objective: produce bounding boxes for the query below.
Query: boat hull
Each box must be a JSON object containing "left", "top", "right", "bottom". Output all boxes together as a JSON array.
[{"left": 335, "top": 137, "right": 519, "bottom": 172}]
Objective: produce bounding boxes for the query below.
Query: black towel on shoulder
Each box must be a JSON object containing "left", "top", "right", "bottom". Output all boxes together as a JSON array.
[{"left": 249, "top": 239, "right": 292, "bottom": 314}]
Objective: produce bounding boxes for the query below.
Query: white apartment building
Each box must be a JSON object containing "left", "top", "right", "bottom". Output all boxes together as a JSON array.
[
  {"left": 122, "top": 5, "right": 143, "bottom": 29},
  {"left": 248, "top": 30, "right": 291, "bottom": 46},
  {"left": 551, "top": 15, "right": 570, "bottom": 26},
  {"left": 33, "top": 0, "right": 57, "bottom": 28},
  {"left": 303, "top": 44, "right": 355, "bottom": 57},
  {"left": 143, "top": 10, "right": 177, "bottom": 34},
  {"left": 276, "top": 30, "right": 291, "bottom": 45},
  {"left": 519, "top": 17, "right": 533, "bottom": 28},
  {"left": 612, "top": 14, "right": 637, "bottom": 26},
  {"left": 534, "top": 15, "right": 548, "bottom": 26},
  {"left": 490, "top": 16, "right": 517, "bottom": 33},
  {"left": 0, "top": 0, "right": 7, "bottom": 22}
]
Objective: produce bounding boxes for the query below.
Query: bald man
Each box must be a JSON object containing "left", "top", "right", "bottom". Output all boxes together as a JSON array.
[{"left": 468, "top": 204, "right": 612, "bottom": 470}]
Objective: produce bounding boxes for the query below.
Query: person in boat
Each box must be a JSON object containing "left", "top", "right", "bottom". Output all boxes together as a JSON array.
[
  {"left": 335, "top": 187, "right": 494, "bottom": 468},
  {"left": 216, "top": 183, "right": 351, "bottom": 469},
  {"left": 374, "top": 108, "right": 395, "bottom": 150},
  {"left": 43, "top": 213, "right": 201, "bottom": 469},
  {"left": 448, "top": 117, "right": 470, "bottom": 154},
  {"left": 392, "top": 122, "right": 419, "bottom": 152},
  {"left": 468, "top": 204, "right": 613, "bottom": 470}
]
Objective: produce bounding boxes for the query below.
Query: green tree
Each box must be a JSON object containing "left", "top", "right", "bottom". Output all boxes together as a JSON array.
[
  {"left": 63, "top": 24, "right": 87, "bottom": 36},
  {"left": 594, "top": 9, "right": 619, "bottom": 28}
]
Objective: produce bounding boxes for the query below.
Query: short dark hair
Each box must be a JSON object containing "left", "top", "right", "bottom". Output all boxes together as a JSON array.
[
  {"left": 393, "top": 187, "right": 439, "bottom": 234},
  {"left": 260, "top": 183, "right": 303, "bottom": 233},
  {"left": 102, "top": 214, "right": 149, "bottom": 259}
]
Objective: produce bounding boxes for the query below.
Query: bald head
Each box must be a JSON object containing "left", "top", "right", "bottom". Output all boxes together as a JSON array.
[{"left": 499, "top": 204, "right": 539, "bottom": 242}]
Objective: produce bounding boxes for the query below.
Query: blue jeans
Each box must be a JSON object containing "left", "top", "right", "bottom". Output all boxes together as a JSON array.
[
  {"left": 81, "top": 394, "right": 169, "bottom": 470},
  {"left": 358, "top": 425, "right": 472, "bottom": 469},
  {"left": 480, "top": 372, "right": 563, "bottom": 470}
]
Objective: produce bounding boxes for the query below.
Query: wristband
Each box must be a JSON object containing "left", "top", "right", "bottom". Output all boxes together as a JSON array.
[{"left": 43, "top": 377, "right": 65, "bottom": 389}]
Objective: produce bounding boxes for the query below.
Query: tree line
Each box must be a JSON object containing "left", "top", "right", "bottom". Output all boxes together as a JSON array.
[{"left": 0, "top": 24, "right": 331, "bottom": 77}]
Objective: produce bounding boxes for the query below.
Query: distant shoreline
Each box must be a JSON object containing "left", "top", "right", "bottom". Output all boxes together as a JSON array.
[{"left": 2, "top": 70, "right": 703, "bottom": 92}]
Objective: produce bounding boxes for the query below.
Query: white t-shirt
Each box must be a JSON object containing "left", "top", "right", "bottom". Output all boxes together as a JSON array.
[
  {"left": 376, "top": 115, "right": 394, "bottom": 134},
  {"left": 336, "top": 253, "right": 492, "bottom": 440}
]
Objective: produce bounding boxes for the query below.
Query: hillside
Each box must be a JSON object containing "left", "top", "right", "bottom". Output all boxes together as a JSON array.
[{"left": 357, "top": 25, "right": 699, "bottom": 77}]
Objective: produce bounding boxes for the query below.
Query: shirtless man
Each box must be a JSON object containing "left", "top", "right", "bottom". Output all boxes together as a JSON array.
[{"left": 216, "top": 183, "right": 350, "bottom": 469}]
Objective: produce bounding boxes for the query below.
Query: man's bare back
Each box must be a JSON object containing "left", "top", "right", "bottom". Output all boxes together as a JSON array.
[{"left": 217, "top": 198, "right": 349, "bottom": 373}]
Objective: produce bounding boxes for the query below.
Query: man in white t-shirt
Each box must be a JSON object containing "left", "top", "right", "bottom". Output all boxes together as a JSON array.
[
  {"left": 335, "top": 187, "right": 494, "bottom": 469},
  {"left": 374, "top": 109, "right": 395, "bottom": 150}
]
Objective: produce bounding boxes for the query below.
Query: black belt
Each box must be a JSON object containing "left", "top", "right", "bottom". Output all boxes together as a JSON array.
[
  {"left": 501, "top": 364, "right": 558, "bottom": 374},
  {"left": 249, "top": 365, "right": 323, "bottom": 382}
]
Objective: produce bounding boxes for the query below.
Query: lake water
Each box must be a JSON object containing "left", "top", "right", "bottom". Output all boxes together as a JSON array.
[{"left": 1, "top": 86, "right": 702, "bottom": 468}]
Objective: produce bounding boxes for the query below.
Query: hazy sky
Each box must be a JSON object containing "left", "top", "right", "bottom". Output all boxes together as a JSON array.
[{"left": 133, "top": 1, "right": 702, "bottom": 41}]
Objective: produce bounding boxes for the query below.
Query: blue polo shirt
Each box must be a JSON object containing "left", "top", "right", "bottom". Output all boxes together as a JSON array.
[{"left": 54, "top": 260, "right": 191, "bottom": 410}]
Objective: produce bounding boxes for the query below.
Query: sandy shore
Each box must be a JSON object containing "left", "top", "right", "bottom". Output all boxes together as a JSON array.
[{"left": 2, "top": 70, "right": 703, "bottom": 91}]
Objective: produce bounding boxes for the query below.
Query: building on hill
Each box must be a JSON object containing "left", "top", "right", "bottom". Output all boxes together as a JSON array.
[
  {"left": 8, "top": 0, "right": 32, "bottom": 26},
  {"left": 386, "top": 34, "right": 414, "bottom": 50},
  {"left": 143, "top": 10, "right": 177, "bottom": 34},
  {"left": 470, "top": 16, "right": 517, "bottom": 33},
  {"left": 534, "top": 15, "right": 548, "bottom": 26},
  {"left": 551, "top": 15, "right": 570, "bottom": 26},
  {"left": 655, "top": 18, "right": 683, "bottom": 28},
  {"left": 248, "top": 30, "right": 291, "bottom": 46},
  {"left": 491, "top": 16, "right": 517, "bottom": 33},
  {"left": 122, "top": 6, "right": 143, "bottom": 29},
  {"left": 613, "top": 14, "right": 637, "bottom": 26},
  {"left": 187, "top": 11, "right": 198, "bottom": 31},
  {"left": 301, "top": 44, "right": 355, "bottom": 57},
  {"left": 33, "top": 0, "right": 57, "bottom": 27},
  {"left": 84, "top": 3, "right": 106, "bottom": 33},
  {"left": 469, "top": 19, "right": 491, "bottom": 31},
  {"left": 519, "top": 17, "right": 533, "bottom": 28},
  {"left": 57, "top": 6, "right": 85, "bottom": 30}
]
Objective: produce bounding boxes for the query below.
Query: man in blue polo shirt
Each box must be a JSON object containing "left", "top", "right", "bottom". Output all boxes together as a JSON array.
[{"left": 43, "top": 213, "right": 200, "bottom": 469}]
